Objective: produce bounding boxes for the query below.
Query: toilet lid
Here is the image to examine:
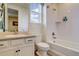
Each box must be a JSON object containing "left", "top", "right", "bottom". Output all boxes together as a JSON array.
[{"left": 37, "top": 42, "right": 49, "bottom": 48}]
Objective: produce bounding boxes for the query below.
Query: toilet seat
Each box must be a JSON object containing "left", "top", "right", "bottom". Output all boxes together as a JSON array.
[
  {"left": 36, "top": 42, "right": 49, "bottom": 50},
  {"left": 36, "top": 42, "right": 49, "bottom": 56}
]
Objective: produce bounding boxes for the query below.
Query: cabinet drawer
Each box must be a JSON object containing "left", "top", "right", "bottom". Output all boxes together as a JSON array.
[
  {"left": 0, "top": 41, "right": 9, "bottom": 49},
  {"left": 11, "top": 39, "right": 25, "bottom": 46},
  {"left": 25, "top": 38, "right": 34, "bottom": 44}
]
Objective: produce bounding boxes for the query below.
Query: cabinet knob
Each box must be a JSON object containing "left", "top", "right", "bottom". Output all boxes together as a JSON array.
[
  {"left": 16, "top": 50, "right": 20, "bottom": 52},
  {"left": 16, "top": 51, "right": 18, "bottom": 52},
  {"left": 0, "top": 44, "right": 4, "bottom": 46},
  {"left": 18, "top": 50, "right": 20, "bottom": 51}
]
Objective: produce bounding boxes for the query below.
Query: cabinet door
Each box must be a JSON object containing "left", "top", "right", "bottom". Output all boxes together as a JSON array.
[
  {"left": 19, "top": 46, "right": 34, "bottom": 56},
  {"left": 0, "top": 49, "right": 16, "bottom": 56}
]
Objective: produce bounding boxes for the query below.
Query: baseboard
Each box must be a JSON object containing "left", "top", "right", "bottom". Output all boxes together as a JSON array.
[{"left": 36, "top": 51, "right": 49, "bottom": 56}]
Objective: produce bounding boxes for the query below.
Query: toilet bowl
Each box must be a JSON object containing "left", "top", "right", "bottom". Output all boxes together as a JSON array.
[
  {"left": 36, "top": 42, "right": 49, "bottom": 56},
  {"left": 35, "top": 34, "right": 49, "bottom": 56}
]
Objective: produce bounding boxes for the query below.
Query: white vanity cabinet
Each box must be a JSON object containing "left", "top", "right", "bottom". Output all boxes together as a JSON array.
[
  {"left": 18, "top": 38, "right": 34, "bottom": 56},
  {"left": 0, "top": 37, "right": 35, "bottom": 56},
  {"left": 15, "top": 38, "right": 34, "bottom": 56},
  {"left": 17, "top": 46, "right": 34, "bottom": 56},
  {"left": 0, "top": 48, "right": 17, "bottom": 56}
]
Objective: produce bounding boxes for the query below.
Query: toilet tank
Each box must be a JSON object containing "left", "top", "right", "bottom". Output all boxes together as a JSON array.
[{"left": 35, "top": 34, "right": 42, "bottom": 43}]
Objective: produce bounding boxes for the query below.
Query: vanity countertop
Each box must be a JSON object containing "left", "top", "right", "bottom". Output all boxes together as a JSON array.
[{"left": 0, "top": 33, "right": 36, "bottom": 41}]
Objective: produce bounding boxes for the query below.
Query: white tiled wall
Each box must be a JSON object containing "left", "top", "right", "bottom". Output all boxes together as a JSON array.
[
  {"left": 56, "top": 4, "right": 79, "bottom": 43},
  {"left": 45, "top": 3, "right": 79, "bottom": 44},
  {"left": 45, "top": 4, "right": 58, "bottom": 42}
]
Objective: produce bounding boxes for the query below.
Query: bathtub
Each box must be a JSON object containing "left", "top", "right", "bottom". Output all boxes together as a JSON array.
[{"left": 47, "top": 39, "right": 79, "bottom": 56}]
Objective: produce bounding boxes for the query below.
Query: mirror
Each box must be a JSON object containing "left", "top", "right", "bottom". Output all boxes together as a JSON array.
[
  {"left": 0, "top": 3, "right": 18, "bottom": 32},
  {"left": 0, "top": 3, "right": 29, "bottom": 32},
  {"left": 0, "top": 7, "right": 3, "bottom": 32},
  {"left": 0, "top": 3, "right": 5, "bottom": 32},
  {"left": 8, "top": 8, "right": 18, "bottom": 32}
]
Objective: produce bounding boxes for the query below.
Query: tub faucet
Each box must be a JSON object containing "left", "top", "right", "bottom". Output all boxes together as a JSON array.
[
  {"left": 53, "top": 40, "right": 56, "bottom": 43},
  {"left": 52, "top": 32, "right": 56, "bottom": 43},
  {"left": 53, "top": 36, "right": 56, "bottom": 39},
  {"left": 52, "top": 32, "right": 56, "bottom": 39}
]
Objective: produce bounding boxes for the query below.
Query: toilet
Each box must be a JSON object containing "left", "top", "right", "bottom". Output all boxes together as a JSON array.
[
  {"left": 35, "top": 35, "right": 49, "bottom": 56},
  {"left": 36, "top": 42, "right": 49, "bottom": 56}
]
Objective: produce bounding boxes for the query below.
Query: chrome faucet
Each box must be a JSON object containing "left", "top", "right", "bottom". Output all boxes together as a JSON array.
[
  {"left": 52, "top": 32, "right": 56, "bottom": 39},
  {"left": 52, "top": 32, "right": 56, "bottom": 43}
]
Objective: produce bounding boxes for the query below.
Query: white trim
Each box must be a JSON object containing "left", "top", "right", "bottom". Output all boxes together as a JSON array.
[{"left": 36, "top": 51, "right": 49, "bottom": 56}]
